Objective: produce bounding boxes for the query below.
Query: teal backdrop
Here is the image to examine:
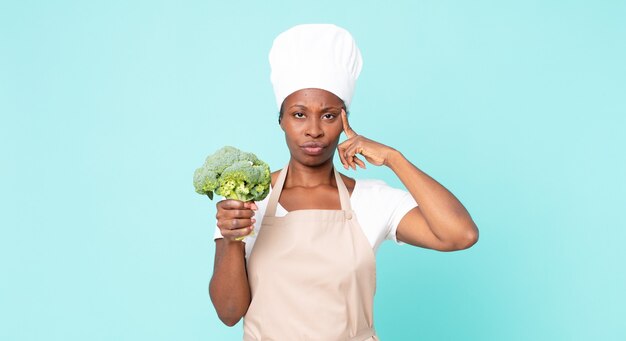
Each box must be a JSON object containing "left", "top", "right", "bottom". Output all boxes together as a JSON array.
[{"left": 2, "top": 1, "right": 625, "bottom": 340}]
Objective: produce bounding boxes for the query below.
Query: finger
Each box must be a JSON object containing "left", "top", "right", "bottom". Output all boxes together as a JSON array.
[
  {"left": 344, "top": 143, "right": 363, "bottom": 170},
  {"left": 244, "top": 201, "right": 258, "bottom": 211},
  {"left": 344, "top": 150, "right": 357, "bottom": 170},
  {"left": 345, "top": 143, "right": 360, "bottom": 159},
  {"left": 341, "top": 109, "right": 357, "bottom": 138},
  {"left": 353, "top": 155, "right": 366, "bottom": 169},
  {"left": 218, "top": 217, "right": 256, "bottom": 230},
  {"left": 218, "top": 199, "right": 247, "bottom": 210},
  {"left": 338, "top": 150, "right": 349, "bottom": 170},
  {"left": 216, "top": 203, "right": 256, "bottom": 219},
  {"left": 222, "top": 209, "right": 255, "bottom": 219},
  {"left": 223, "top": 225, "right": 255, "bottom": 240},
  {"left": 337, "top": 142, "right": 350, "bottom": 170}
]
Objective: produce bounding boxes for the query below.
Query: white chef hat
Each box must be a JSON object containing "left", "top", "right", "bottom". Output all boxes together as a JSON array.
[{"left": 269, "top": 24, "right": 363, "bottom": 110}]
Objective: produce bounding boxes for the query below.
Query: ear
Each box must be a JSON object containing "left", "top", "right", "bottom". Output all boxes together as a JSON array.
[{"left": 278, "top": 107, "right": 286, "bottom": 130}]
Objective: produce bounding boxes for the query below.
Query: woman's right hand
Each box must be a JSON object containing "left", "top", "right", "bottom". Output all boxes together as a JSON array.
[{"left": 216, "top": 199, "right": 258, "bottom": 242}]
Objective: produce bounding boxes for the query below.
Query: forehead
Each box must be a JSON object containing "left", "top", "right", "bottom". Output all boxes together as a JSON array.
[{"left": 283, "top": 88, "right": 344, "bottom": 108}]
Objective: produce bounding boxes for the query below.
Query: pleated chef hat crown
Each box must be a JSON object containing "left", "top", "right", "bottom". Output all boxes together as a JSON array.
[{"left": 269, "top": 24, "right": 363, "bottom": 110}]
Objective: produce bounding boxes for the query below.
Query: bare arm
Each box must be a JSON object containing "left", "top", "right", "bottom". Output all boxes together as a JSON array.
[
  {"left": 387, "top": 151, "right": 478, "bottom": 251},
  {"left": 338, "top": 109, "right": 479, "bottom": 251},
  {"left": 209, "top": 200, "right": 257, "bottom": 326},
  {"left": 210, "top": 239, "right": 250, "bottom": 326}
]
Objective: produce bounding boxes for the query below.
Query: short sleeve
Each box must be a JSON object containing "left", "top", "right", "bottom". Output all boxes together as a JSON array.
[
  {"left": 213, "top": 224, "right": 224, "bottom": 240},
  {"left": 212, "top": 195, "right": 225, "bottom": 241},
  {"left": 385, "top": 190, "right": 418, "bottom": 245}
]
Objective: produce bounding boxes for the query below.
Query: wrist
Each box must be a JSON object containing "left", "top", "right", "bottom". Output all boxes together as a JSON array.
[
  {"left": 223, "top": 238, "right": 246, "bottom": 247},
  {"left": 385, "top": 149, "right": 404, "bottom": 169}
]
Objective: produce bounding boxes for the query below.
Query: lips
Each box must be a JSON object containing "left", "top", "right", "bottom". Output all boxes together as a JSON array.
[{"left": 300, "top": 142, "right": 326, "bottom": 156}]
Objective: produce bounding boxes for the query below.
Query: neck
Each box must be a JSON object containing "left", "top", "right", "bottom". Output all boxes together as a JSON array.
[{"left": 285, "top": 159, "right": 335, "bottom": 188}]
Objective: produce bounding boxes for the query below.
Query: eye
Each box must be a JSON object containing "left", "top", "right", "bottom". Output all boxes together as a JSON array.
[
  {"left": 293, "top": 112, "right": 305, "bottom": 118},
  {"left": 322, "top": 113, "right": 337, "bottom": 120}
]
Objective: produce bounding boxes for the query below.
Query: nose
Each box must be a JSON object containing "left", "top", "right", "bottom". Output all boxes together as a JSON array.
[{"left": 305, "top": 119, "right": 324, "bottom": 138}]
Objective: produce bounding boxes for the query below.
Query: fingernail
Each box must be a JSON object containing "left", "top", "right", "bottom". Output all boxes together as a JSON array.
[{"left": 251, "top": 218, "right": 256, "bottom": 223}]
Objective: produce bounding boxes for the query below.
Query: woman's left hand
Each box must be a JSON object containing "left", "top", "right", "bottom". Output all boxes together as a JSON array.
[{"left": 338, "top": 109, "right": 397, "bottom": 170}]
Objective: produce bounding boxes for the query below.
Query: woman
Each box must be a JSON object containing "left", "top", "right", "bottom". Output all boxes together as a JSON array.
[{"left": 210, "top": 24, "right": 479, "bottom": 340}]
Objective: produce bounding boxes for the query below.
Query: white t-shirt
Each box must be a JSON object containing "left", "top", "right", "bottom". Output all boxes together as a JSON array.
[{"left": 213, "top": 179, "right": 418, "bottom": 262}]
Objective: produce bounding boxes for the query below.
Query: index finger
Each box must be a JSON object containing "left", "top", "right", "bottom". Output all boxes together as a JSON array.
[
  {"left": 341, "top": 109, "right": 357, "bottom": 138},
  {"left": 218, "top": 199, "right": 257, "bottom": 210}
]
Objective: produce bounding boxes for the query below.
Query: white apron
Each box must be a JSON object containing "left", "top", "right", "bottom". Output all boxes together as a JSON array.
[{"left": 243, "top": 164, "right": 379, "bottom": 341}]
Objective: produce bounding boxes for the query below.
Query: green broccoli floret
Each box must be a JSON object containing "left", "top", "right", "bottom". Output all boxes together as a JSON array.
[{"left": 193, "top": 146, "right": 271, "bottom": 202}]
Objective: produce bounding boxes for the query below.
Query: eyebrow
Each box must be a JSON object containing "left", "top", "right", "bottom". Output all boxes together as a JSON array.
[
  {"left": 287, "top": 104, "right": 308, "bottom": 110},
  {"left": 287, "top": 104, "right": 342, "bottom": 111},
  {"left": 320, "top": 106, "right": 342, "bottom": 112}
]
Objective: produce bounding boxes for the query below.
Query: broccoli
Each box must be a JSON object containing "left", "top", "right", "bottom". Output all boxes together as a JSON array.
[{"left": 193, "top": 146, "right": 271, "bottom": 202}]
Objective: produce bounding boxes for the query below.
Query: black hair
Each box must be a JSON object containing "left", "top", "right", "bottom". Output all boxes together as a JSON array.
[{"left": 278, "top": 101, "right": 285, "bottom": 124}]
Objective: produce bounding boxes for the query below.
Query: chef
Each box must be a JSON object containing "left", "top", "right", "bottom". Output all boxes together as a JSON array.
[{"left": 210, "top": 24, "right": 479, "bottom": 340}]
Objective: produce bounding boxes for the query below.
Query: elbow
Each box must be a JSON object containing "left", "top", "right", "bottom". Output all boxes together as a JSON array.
[
  {"left": 209, "top": 285, "right": 248, "bottom": 327},
  {"left": 459, "top": 225, "right": 479, "bottom": 250},
  {"left": 445, "top": 224, "right": 478, "bottom": 251},
  {"left": 219, "top": 315, "right": 243, "bottom": 327},
  {"left": 462, "top": 234, "right": 478, "bottom": 249},
  {"left": 213, "top": 304, "right": 245, "bottom": 327}
]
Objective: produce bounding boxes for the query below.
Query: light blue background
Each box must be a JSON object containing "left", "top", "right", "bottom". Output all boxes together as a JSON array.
[{"left": 2, "top": 1, "right": 625, "bottom": 340}]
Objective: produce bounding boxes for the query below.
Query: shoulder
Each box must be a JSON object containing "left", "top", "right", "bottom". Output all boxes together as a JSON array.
[
  {"left": 338, "top": 173, "right": 356, "bottom": 195},
  {"left": 353, "top": 178, "right": 393, "bottom": 194},
  {"left": 353, "top": 178, "right": 388, "bottom": 189},
  {"left": 271, "top": 170, "right": 280, "bottom": 187},
  {"left": 352, "top": 178, "right": 412, "bottom": 205}
]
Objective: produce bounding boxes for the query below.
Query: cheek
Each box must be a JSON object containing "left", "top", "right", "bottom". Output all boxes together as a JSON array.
[
  {"left": 326, "top": 123, "right": 343, "bottom": 145},
  {"left": 330, "top": 121, "right": 343, "bottom": 136},
  {"left": 281, "top": 121, "right": 295, "bottom": 134},
  {"left": 282, "top": 123, "right": 301, "bottom": 144}
]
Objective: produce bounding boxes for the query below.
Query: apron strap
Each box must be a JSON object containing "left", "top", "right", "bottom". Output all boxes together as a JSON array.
[
  {"left": 265, "top": 163, "right": 353, "bottom": 217},
  {"left": 333, "top": 167, "right": 353, "bottom": 212},
  {"left": 265, "top": 164, "right": 289, "bottom": 217}
]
